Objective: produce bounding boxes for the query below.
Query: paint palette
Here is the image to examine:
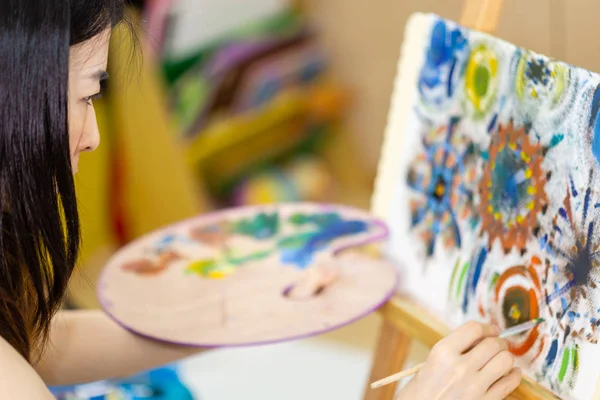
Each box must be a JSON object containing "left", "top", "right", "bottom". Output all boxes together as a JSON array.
[
  {"left": 373, "top": 12, "right": 600, "bottom": 400},
  {"left": 97, "top": 203, "right": 397, "bottom": 347}
]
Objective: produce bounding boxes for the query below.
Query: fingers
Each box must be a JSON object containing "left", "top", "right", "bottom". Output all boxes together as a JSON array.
[
  {"left": 442, "top": 321, "right": 499, "bottom": 354},
  {"left": 479, "top": 350, "right": 516, "bottom": 389},
  {"left": 465, "top": 337, "right": 508, "bottom": 370},
  {"left": 483, "top": 367, "right": 522, "bottom": 400}
]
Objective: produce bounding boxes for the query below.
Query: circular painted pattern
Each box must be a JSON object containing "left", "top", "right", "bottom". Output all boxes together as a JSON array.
[
  {"left": 491, "top": 260, "right": 543, "bottom": 356},
  {"left": 541, "top": 171, "right": 600, "bottom": 345},
  {"left": 406, "top": 118, "right": 479, "bottom": 257},
  {"left": 513, "top": 50, "right": 574, "bottom": 127},
  {"left": 479, "top": 121, "right": 549, "bottom": 254},
  {"left": 464, "top": 43, "right": 499, "bottom": 119}
]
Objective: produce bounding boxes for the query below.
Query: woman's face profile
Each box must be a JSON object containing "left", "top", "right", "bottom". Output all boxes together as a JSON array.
[{"left": 68, "top": 29, "right": 110, "bottom": 174}]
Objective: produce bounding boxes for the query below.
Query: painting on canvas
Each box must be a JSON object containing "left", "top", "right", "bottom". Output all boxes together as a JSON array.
[{"left": 374, "top": 12, "right": 600, "bottom": 399}]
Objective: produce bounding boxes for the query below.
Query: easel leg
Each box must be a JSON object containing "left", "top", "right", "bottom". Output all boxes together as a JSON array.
[{"left": 363, "top": 319, "right": 412, "bottom": 400}]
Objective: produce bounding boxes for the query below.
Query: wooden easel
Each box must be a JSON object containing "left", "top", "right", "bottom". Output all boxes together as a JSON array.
[{"left": 362, "top": 1, "right": 562, "bottom": 399}]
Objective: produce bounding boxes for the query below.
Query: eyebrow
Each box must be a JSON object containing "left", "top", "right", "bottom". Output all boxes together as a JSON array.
[{"left": 88, "top": 70, "right": 109, "bottom": 82}]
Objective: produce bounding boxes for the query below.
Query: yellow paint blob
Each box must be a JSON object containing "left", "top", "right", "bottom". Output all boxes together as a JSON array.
[{"left": 509, "top": 303, "right": 522, "bottom": 322}]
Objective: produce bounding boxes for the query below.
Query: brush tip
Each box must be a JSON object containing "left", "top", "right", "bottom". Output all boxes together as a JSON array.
[{"left": 534, "top": 317, "right": 545, "bottom": 324}]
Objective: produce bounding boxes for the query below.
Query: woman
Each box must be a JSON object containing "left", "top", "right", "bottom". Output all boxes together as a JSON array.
[{"left": 0, "top": 1, "right": 521, "bottom": 398}]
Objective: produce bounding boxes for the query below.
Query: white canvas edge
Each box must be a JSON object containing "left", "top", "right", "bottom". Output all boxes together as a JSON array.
[{"left": 371, "top": 12, "right": 429, "bottom": 222}]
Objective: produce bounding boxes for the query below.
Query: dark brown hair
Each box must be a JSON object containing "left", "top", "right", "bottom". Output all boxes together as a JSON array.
[{"left": 0, "top": 0, "right": 129, "bottom": 361}]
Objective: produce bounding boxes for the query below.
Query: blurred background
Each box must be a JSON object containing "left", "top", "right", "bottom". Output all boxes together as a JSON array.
[{"left": 61, "top": 0, "right": 594, "bottom": 398}]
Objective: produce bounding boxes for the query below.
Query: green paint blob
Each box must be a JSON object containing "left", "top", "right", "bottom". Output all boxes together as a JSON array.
[
  {"left": 288, "top": 212, "right": 341, "bottom": 228},
  {"left": 489, "top": 272, "right": 500, "bottom": 289},
  {"left": 558, "top": 347, "right": 571, "bottom": 383},
  {"left": 231, "top": 212, "right": 279, "bottom": 239},
  {"left": 226, "top": 250, "right": 271, "bottom": 266},
  {"left": 474, "top": 66, "right": 490, "bottom": 97}
]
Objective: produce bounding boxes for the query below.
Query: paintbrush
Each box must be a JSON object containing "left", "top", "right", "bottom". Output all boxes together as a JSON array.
[{"left": 370, "top": 318, "right": 545, "bottom": 389}]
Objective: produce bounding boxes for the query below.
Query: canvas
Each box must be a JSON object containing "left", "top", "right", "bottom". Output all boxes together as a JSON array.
[
  {"left": 98, "top": 203, "right": 397, "bottom": 348},
  {"left": 373, "top": 12, "right": 600, "bottom": 399}
]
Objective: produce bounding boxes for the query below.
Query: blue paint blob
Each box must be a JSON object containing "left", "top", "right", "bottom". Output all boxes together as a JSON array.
[
  {"left": 429, "top": 21, "right": 451, "bottom": 66},
  {"left": 559, "top": 207, "right": 568, "bottom": 220},
  {"left": 562, "top": 297, "right": 568, "bottom": 312},
  {"left": 540, "top": 234, "right": 548, "bottom": 250},
  {"left": 550, "top": 134, "right": 564, "bottom": 148},
  {"left": 279, "top": 220, "right": 368, "bottom": 268},
  {"left": 418, "top": 19, "right": 468, "bottom": 107}
]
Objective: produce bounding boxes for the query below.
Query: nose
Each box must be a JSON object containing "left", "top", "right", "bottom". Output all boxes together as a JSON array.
[{"left": 79, "top": 105, "right": 101, "bottom": 153}]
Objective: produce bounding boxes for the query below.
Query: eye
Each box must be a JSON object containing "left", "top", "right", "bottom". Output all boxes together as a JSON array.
[{"left": 84, "top": 92, "right": 102, "bottom": 106}]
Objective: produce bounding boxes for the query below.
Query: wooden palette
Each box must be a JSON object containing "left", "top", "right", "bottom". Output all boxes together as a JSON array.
[{"left": 97, "top": 203, "right": 398, "bottom": 347}]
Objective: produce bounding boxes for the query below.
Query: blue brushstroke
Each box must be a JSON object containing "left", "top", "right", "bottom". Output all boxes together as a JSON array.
[
  {"left": 545, "top": 339, "right": 559, "bottom": 369},
  {"left": 461, "top": 247, "right": 487, "bottom": 312},
  {"left": 487, "top": 114, "right": 498, "bottom": 133},
  {"left": 583, "top": 188, "right": 591, "bottom": 233},
  {"left": 559, "top": 207, "right": 568, "bottom": 220},
  {"left": 470, "top": 247, "right": 487, "bottom": 293},
  {"left": 570, "top": 177, "right": 579, "bottom": 198}
]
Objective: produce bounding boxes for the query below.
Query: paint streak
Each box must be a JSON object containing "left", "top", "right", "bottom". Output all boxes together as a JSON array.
[
  {"left": 462, "top": 247, "right": 487, "bottom": 312},
  {"left": 570, "top": 345, "right": 579, "bottom": 388},
  {"left": 589, "top": 84, "right": 600, "bottom": 165},
  {"left": 449, "top": 258, "right": 461, "bottom": 299},
  {"left": 545, "top": 339, "right": 559, "bottom": 369},
  {"left": 226, "top": 249, "right": 271, "bottom": 266},
  {"left": 558, "top": 347, "right": 571, "bottom": 383},
  {"left": 470, "top": 247, "right": 487, "bottom": 292},
  {"left": 455, "top": 261, "right": 470, "bottom": 301}
]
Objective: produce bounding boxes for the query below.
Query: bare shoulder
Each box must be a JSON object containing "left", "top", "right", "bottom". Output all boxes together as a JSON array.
[{"left": 0, "top": 336, "right": 55, "bottom": 399}]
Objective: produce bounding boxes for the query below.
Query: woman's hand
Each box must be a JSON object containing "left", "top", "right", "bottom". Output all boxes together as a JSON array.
[{"left": 396, "top": 321, "right": 522, "bottom": 400}]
